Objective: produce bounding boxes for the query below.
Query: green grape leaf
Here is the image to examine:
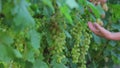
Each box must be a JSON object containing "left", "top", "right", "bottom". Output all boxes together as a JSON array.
[
  {"left": 78, "top": 0, "right": 87, "bottom": 6},
  {"left": 25, "top": 48, "right": 35, "bottom": 63},
  {"left": 51, "top": 59, "right": 67, "bottom": 68},
  {"left": 33, "top": 59, "right": 48, "bottom": 68},
  {"left": 0, "top": 44, "right": 10, "bottom": 62},
  {"left": 3, "top": 0, "right": 35, "bottom": 29},
  {"left": 0, "top": 32, "right": 14, "bottom": 45},
  {"left": 43, "top": 7, "right": 53, "bottom": 17},
  {"left": 90, "top": 14, "right": 96, "bottom": 21},
  {"left": 28, "top": 29, "right": 41, "bottom": 50},
  {"left": 53, "top": 63, "right": 67, "bottom": 68},
  {"left": 56, "top": 0, "right": 73, "bottom": 24},
  {"left": 108, "top": 40, "right": 117, "bottom": 47},
  {"left": 92, "top": 33, "right": 101, "bottom": 44},
  {"left": 65, "top": 31, "right": 72, "bottom": 38},
  {"left": 111, "top": 51, "right": 120, "bottom": 64},
  {"left": 13, "top": 49, "right": 22, "bottom": 58},
  {"left": 96, "top": 4, "right": 105, "bottom": 15},
  {"left": 0, "top": 44, "right": 14, "bottom": 62},
  {"left": 0, "top": 0, "right": 2, "bottom": 12},
  {"left": 60, "top": 5, "right": 73, "bottom": 24},
  {"left": 12, "top": 0, "right": 35, "bottom": 28},
  {"left": 42, "top": 0, "right": 55, "bottom": 13},
  {"left": 78, "top": 4, "right": 85, "bottom": 14},
  {"left": 87, "top": 1, "right": 101, "bottom": 18},
  {"left": 111, "top": 24, "right": 120, "bottom": 31},
  {"left": 56, "top": 0, "right": 66, "bottom": 7},
  {"left": 66, "top": 0, "right": 78, "bottom": 9}
]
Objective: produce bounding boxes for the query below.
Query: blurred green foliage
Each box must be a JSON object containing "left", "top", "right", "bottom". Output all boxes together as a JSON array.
[{"left": 0, "top": 0, "right": 120, "bottom": 68}]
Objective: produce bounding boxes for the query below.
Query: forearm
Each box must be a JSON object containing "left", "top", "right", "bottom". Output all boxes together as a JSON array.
[{"left": 110, "top": 32, "right": 120, "bottom": 40}]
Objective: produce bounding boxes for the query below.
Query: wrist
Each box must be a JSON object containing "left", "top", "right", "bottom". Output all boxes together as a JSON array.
[
  {"left": 105, "top": 32, "right": 114, "bottom": 40},
  {"left": 108, "top": 32, "right": 114, "bottom": 40},
  {"left": 108, "top": 32, "right": 120, "bottom": 40}
]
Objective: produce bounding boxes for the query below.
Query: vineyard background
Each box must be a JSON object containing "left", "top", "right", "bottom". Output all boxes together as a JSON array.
[{"left": 0, "top": 0, "right": 120, "bottom": 68}]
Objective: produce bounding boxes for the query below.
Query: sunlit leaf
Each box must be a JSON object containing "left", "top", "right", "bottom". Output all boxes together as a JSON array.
[
  {"left": 42, "top": 0, "right": 55, "bottom": 13},
  {"left": 0, "top": 44, "right": 14, "bottom": 62},
  {"left": 66, "top": 0, "right": 78, "bottom": 9},
  {"left": 28, "top": 29, "right": 41, "bottom": 50},
  {"left": 60, "top": 5, "right": 73, "bottom": 24},
  {"left": 13, "top": 49, "right": 22, "bottom": 58},
  {"left": 87, "top": 1, "right": 101, "bottom": 18}
]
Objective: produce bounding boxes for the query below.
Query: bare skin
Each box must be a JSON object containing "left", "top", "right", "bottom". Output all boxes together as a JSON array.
[
  {"left": 90, "top": 0, "right": 107, "bottom": 5},
  {"left": 88, "top": 0, "right": 120, "bottom": 40},
  {"left": 88, "top": 22, "right": 120, "bottom": 40},
  {"left": 99, "top": 0, "right": 107, "bottom": 5}
]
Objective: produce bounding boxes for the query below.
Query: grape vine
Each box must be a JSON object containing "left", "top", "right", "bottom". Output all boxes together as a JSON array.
[{"left": 0, "top": 0, "right": 120, "bottom": 68}]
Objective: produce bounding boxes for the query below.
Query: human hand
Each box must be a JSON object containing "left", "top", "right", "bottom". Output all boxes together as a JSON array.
[
  {"left": 88, "top": 22, "right": 112, "bottom": 40},
  {"left": 89, "top": 0, "right": 107, "bottom": 5},
  {"left": 99, "top": 0, "right": 107, "bottom": 5}
]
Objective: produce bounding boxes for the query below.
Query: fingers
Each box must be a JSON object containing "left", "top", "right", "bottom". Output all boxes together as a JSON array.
[
  {"left": 94, "top": 23, "right": 103, "bottom": 30},
  {"left": 88, "top": 22, "right": 104, "bottom": 36},
  {"left": 94, "top": 23, "right": 107, "bottom": 33},
  {"left": 88, "top": 22, "right": 111, "bottom": 39},
  {"left": 88, "top": 22, "right": 99, "bottom": 33},
  {"left": 88, "top": 22, "right": 96, "bottom": 31},
  {"left": 94, "top": 23, "right": 112, "bottom": 38}
]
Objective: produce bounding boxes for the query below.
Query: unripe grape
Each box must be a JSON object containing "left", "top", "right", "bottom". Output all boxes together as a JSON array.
[
  {"left": 104, "top": 57, "right": 109, "bottom": 62},
  {"left": 102, "top": 3, "right": 108, "bottom": 11},
  {"left": 49, "top": 22, "right": 66, "bottom": 63},
  {"left": 96, "top": 18, "right": 103, "bottom": 26}
]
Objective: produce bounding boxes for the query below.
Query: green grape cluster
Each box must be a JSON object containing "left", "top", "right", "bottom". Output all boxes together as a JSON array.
[
  {"left": 14, "top": 33, "right": 25, "bottom": 53},
  {"left": 70, "top": 22, "right": 92, "bottom": 68},
  {"left": 71, "top": 45, "right": 80, "bottom": 63},
  {"left": 78, "top": 29, "right": 92, "bottom": 68},
  {"left": 70, "top": 22, "right": 82, "bottom": 63},
  {"left": 8, "top": 61, "right": 21, "bottom": 68},
  {"left": 49, "top": 22, "right": 66, "bottom": 63},
  {"left": 35, "top": 18, "right": 42, "bottom": 29},
  {"left": 0, "top": 19, "right": 8, "bottom": 32}
]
